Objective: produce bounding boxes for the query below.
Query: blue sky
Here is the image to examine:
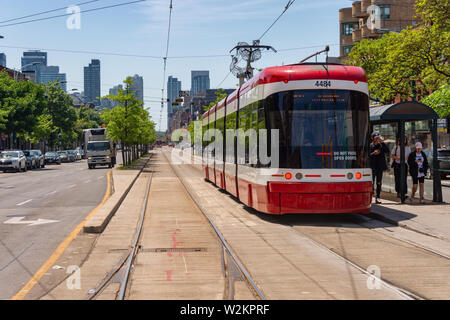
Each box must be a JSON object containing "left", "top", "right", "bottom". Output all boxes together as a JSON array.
[{"left": 0, "top": 0, "right": 352, "bottom": 131}]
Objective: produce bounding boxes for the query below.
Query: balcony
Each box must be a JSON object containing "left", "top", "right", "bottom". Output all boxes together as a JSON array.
[
  {"left": 361, "top": 0, "right": 371, "bottom": 12},
  {"left": 352, "top": 1, "right": 369, "bottom": 18},
  {"left": 352, "top": 28, "right": 362, "bottom": 42},
  {"left": 361, "top": 25, "right": 379, "bottom": 38}
]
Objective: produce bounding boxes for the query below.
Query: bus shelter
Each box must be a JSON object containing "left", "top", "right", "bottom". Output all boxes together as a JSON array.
[{"left": 370, "top": 101, "right": 442, "bottom": 203}]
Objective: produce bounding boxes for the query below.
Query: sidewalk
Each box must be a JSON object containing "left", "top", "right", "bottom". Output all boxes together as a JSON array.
[{"left": 371, "top": 192, "right": 450, "bottom": 242}]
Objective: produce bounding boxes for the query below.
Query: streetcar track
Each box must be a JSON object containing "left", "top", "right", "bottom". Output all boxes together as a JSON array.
[
  {"left": 84, "top": 154, "right": 153, "bottom": 300},
  {"left": 162, "top": 151, "right": 266, "bottom": 300},
  {"left": 172, "top": 151, "right": 450, "bottom": 300}
]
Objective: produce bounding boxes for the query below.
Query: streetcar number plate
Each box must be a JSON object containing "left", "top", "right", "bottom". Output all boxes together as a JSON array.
[{"left": 315, "top": 81, "right": 332, "bottom": 88}]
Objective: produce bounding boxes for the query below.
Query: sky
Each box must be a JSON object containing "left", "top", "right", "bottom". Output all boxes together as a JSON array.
[{"left": 0, "top": 0, "right": 353, "bottom": 131}]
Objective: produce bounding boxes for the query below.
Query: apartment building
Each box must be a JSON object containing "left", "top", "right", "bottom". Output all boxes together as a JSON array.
[{"left": 339, "top": 0, "right": 417, "bottom": 57}]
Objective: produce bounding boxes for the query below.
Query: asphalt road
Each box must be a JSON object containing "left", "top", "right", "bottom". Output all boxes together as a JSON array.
[{"left": 0, "top": 159, "right": 110, "bottom": 299}]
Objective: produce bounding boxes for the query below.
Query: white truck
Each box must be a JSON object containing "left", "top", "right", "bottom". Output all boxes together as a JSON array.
[{"left": 83, "top": 128, "right": 117, "bottom": 169}]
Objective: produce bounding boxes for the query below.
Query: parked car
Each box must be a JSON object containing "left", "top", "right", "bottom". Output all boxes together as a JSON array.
[
  {"left": 0, "top": 150, "right": 27, "bottom": 172},
  {"left": 57, "top": 151, "right": 70, "bottom": 163},
  {"left": 45, "top": 152, "right": 61, "bottom": 165},
  {"left": 23, "top": 150, "right": 38, "bottom": 170},
  {"left": 30, "top": 150, "right": 45, "bottom": 168},
  {"left": 429, "top": 148, "right": 450, "bottom": 179},
  {"left": 66, "top": 150, "right": 75, "bottom": 162}
]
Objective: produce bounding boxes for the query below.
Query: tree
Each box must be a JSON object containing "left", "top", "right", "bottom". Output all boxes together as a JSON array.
[
  {"left": 345, "top": 0, "right": 449, "bottom": 104},
  {"left": 0, "top": 70, "right": 46, "bottom": 148},
  {"left": 101, "top": 77, "right": 156, "bottom": 165},
  {"left": 43, "top": 80, "right": 77, "bottom": 150},
  {"left": 203, "top": 88, "right": 228, "bottom": 111},
  {"left": 421, "top": 84, "right": 450, "bottom": 118}
]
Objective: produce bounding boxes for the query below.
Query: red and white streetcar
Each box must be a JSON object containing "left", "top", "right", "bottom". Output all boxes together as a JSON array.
[{"left": 202, "top": 63, "right": 372, "bottom": 214}]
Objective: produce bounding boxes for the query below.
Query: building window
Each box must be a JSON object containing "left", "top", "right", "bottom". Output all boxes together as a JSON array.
[
  {"left": 342, "top": 22, "right": 358, "bottom": 36},
  {"left": 379, "top": 5, "right": 390, "bottom": 19},
  {"left": 343, "top": 45, "right": 353, "bottom": 55}
]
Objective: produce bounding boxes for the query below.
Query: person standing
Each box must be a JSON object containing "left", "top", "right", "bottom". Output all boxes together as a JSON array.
[
  {"left": 370, "top": 132, "right": 390, "bottom": 204},
  {"left": 391, "top": 137, "right": 411, "bottom": 199},
  {"left": 407, "top": 142, "right": 429, "bottom": 204}
]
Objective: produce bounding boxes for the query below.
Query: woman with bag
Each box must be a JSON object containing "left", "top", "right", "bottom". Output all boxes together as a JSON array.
[
  {"left": 391, "top": 137, "right": 411, "bottom": 199},
  {"left": 370, "top": 132, "right": 390, "bottom": 204},
  {"left": 407, "top": 142, "right": 429, "bottom": 204}
]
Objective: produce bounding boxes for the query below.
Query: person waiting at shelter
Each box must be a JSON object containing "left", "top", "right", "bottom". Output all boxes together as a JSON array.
[
  {"left": 391, "top": 137, "right": 411, "bottom": 199},
  {"left": 407, "top": 142, "right": 429, "bottom": 204},
  {"left": 370, "top": 132, "right": 390, "bottom": 204}
]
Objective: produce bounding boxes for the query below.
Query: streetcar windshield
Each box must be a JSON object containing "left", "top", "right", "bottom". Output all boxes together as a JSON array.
[{"left": 267, "top": 89, "right": 369, "bottom": 169}]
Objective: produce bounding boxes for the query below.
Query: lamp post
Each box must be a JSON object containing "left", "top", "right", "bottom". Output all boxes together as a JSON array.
[{"left": 14, "top": 62, "right": 41, "bottom": 81}]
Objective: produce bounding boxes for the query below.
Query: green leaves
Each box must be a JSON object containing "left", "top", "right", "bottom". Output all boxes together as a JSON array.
[
  {"left": 345, "top": 0, "right": 449, "bottom": 106},
  {"left": 101, "top": 76, "right": 156, "bottom": 156},
  {"left": 421, "top": 84, "right": 450, "bottom": 117}
]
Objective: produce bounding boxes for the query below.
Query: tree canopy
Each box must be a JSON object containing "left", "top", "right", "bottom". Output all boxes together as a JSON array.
[{"left": 345, "top": 0, "right": 449, "bottom": 105}]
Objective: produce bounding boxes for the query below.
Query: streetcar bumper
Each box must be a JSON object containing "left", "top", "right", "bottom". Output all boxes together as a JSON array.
[{"left": 262, "top": 182, "right": 373, "bottom": 214}]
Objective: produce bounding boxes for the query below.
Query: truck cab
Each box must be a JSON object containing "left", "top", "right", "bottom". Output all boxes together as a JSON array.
[{"left": 83, "top": 128, "right": 117, "bottom": 169}]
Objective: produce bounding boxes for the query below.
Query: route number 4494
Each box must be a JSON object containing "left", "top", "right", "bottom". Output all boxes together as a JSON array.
[{"left": 315, "top": 80, "right": 332, "bottom": 88}]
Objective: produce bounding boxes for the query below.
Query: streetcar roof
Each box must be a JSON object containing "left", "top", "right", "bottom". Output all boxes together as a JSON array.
[{"left": 203, "top": 63, "right": 367, "bottom": 119}]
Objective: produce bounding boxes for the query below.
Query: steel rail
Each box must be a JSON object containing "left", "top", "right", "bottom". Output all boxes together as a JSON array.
[
  {"left": 161, "top": 151, "right": 266, "bottom": 300},
  {"left": 84, "top": 154, "right": 153, "bottom": 300},
  {"left": 118, "top": 166, "right": 153, "bottom": 300},
  {"left": 288, "top": 226, "right": 422, "bottom": 300}
]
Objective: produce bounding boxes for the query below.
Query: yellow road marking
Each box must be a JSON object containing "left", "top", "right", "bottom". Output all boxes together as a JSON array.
[{"left": 11, "top": 170, "right": 112, "bottom": 300}]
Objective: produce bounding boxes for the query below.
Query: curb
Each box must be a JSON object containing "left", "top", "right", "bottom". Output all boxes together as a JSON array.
[
  {"left": 83, "top": 156, "right": 151, "bottom": 234},
  {"left": 368, "top": 210, "right": 442, "bottom": 240}
]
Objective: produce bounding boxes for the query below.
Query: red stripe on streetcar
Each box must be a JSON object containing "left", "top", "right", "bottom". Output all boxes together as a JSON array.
[
  {"left": 363, "top": 174, "right": 371, "bottom": 176},
  {"left": 272, "top": 174, "right": 284, "bottom": 177}
]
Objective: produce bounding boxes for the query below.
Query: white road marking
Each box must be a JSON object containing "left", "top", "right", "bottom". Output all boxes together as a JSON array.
[
  {"left": 16, "top": 199, "right": 32, "bottom": 206},
  {"left": 4, "top": 216, "right": 59, "bottom": 226},
  {"left": 45, "top": 190, "right": 57, "bottom": 196},
  {"left": 67, "top": 184, "right": 76, "bottom": 189},
  {"left": 84, "top": 180, "right": 92, "bottom": 184}
]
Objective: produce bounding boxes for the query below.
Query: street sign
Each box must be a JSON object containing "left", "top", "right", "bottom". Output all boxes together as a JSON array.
[
  {"left": 176, "top": 98, "right": 183, "bottom": 103},
  {"left": 179, "top": 90, "right": 190, "bottom": 97}
]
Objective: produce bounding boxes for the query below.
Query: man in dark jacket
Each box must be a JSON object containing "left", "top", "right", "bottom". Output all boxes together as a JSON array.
[
  {"left": 407, "top": 142, "right": 429, "bottom": 204},
  {"left": 369, "top": 132, "right": 389, "bottom": 203}
]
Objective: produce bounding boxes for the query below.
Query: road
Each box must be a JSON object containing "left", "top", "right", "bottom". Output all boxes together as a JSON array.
[{"left": 0, "top": 159, "right": 110, "bottom": 299}]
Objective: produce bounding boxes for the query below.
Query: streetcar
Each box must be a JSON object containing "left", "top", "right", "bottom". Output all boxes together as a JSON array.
[{"left": 202, "top": 63, "right": 372, "bottom": 214}]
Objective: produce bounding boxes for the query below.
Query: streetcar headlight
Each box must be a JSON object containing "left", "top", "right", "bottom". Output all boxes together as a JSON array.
[
  {"left": 347, "top": 172, "right": 354, "bottom": 179},
  {"left": 355, "top": 172, "right": 362, "bottom": 180},
  {"left": 285, "top": 172, "right": 292, "bottom": 180}
]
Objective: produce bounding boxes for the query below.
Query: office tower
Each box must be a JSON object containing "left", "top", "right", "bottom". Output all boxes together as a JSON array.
[
  {"left": 191, "top": 70, "right": 210, "bottom": 96},
  {"left": 0, "top": 53, "right": 6, "bottom": 67},
  {"left": 167, "top": 76, "right": 182, "bottom": 132},
  {"left": 21, "top": 51, "right": 48, "bottom": 82},
  {"left": 39, "top": 66, "right": 67, "bottom": 91},
  {"left": 84, "top": 59, "right": 101, "bottom": 106},
  {"left": 130, "top": 74, "right": 144, "bottom": 103}
]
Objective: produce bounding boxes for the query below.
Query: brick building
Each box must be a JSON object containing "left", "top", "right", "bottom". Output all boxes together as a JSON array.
[{"left": 339, "top": 0, "right": 417, "bottom": 58}]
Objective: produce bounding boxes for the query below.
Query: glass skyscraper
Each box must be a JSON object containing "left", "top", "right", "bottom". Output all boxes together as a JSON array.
[
  {"left": 190, "top": 70, "right": 210, "bottom": 95},
  {"left": 39, "top": 66, "right": 67, "bottom": 91},
  {"left": 0, "top": 53, "right": 6, "bottom": 67},
  {"left": 84, "top": 59, "right": 101, "bottom": 106},
  {"left": 21, "top": 51, "right": 48, "bottom": 82}
]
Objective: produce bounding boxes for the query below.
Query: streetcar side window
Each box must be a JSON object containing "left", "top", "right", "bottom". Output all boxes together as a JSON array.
[{"left": 225, "top": 108, "right": 237, "bottom": 164}]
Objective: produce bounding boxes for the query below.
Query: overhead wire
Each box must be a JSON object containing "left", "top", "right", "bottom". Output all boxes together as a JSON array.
[
  {"left": 0, "top": 0, "right": 101, "bottom": 24},
  {"left": 0, "top": 0, "right": 147, "bottom": 28}
]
